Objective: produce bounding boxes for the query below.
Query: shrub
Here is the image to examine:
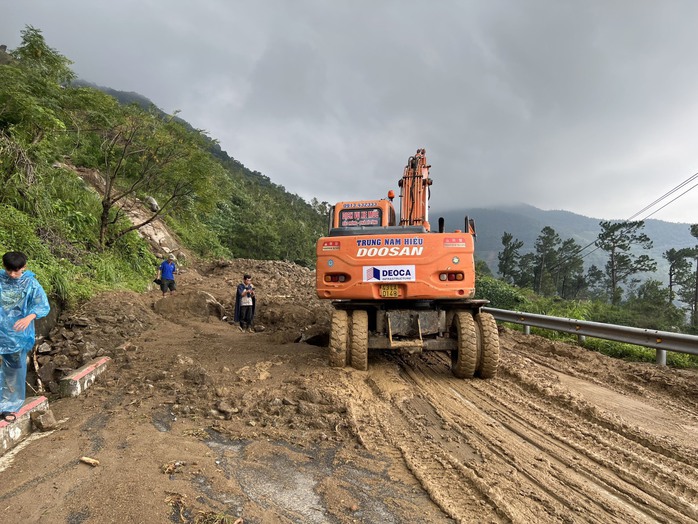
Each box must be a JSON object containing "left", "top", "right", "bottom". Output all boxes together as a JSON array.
[{"left": 476, "top": 275, "right": 528, "bottom": 310}]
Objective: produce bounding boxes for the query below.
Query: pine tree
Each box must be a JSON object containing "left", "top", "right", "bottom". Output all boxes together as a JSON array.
[
  {"left": 497, "top": 232, "right": 524, "bottom": 284},
  {"left": 595, "top": 220, "right": 656, "bottom": 305},
  {"left": 533, "top": 226, "right": 561, "bottom": 295}
]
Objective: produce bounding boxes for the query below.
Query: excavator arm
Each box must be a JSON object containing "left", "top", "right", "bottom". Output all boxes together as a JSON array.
[{"left": 398, "top": 148, "right": 433, "bottom": 231}]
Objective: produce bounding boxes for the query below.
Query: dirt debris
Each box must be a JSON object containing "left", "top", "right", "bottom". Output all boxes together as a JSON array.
[{"left": 1, "top": 259, "right": 697, "bottom": 523}]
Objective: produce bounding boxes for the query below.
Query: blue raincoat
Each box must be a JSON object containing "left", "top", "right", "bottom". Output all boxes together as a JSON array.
[{"left": 0, "top": 269, "right": 50, "bottom": 413}]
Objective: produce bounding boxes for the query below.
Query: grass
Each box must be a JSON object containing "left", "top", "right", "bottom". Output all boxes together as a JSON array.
[{"left": 509, "top": 324, "right": 698, "bottom": 369}]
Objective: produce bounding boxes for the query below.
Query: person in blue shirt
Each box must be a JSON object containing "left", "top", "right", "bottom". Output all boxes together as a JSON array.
[
  {"left": 156, "top": 254, "right": 178, "bottom": 297},
  {"left": 0, "top": 251, "right": 50, "bottom": 423}
]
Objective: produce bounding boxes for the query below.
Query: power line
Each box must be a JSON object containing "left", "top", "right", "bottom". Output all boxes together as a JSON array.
[
  {"left": 627, "top": 172, "right": 698, "bottom": 221},
  {"left": 640, "top": 180, "right": 698, "bottom": 221},
  {"left": 545, "top": 170, "right": 698, "bottom": 272}
]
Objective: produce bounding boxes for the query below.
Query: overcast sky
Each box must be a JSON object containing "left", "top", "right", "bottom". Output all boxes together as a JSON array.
[{"left": 2, "top": 1, "right": 697, "bottom": 224}]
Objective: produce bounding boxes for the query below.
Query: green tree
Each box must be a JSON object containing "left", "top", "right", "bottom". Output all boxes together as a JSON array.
[
  {"left": 585, "top": 264, "right": 607, "bottom": 300},
  {"left": 678, "top": 224, "right": 698, "bottom": 328},
  {"left": 555, "top": 238, "right": 585, "bottom": 299},
  {"left": 11, "top": 26, "right": 75, "bottom": 84},
  {"left": 94, "top": 106, "right": 226, "bottom": 247},
  {"left": 310, "top": 197, "right": 331, "bottom": 224},
  {"left": 663, "top": 247, "right": 694, "bottom": 306},
  {"left": 0, "top": 26, "right": 85, "bottom": 217},
  {"left": 595, "top": 220, "right": 656, "bottom": 305},
  {"left": 497, "top": 232, "right": 524, "bottom": 284},
  {"left": 533, "top": 226, "right": 561, "bottom": 295},
  {"left": 513, "top": 252, "right": 536, "bottom": 289},
  {"left": 476, "top": 259, "right": 493, "bottom": 277},
  {"left": 623, "top": 279, "right": 685, "bottom": 331}
]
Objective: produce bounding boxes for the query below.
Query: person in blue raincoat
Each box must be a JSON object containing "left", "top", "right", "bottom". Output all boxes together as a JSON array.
[{"left": 0, "top": 252, "right": 50, "bottom": 423}]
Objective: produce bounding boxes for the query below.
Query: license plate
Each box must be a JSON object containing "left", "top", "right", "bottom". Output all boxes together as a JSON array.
[{"left": 380, "top": 284, "right": 399, "bottom": 298}]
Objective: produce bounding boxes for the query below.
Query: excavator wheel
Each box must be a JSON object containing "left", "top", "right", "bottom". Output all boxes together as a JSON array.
[
  {"left": 474, "top": 312, "right": 500, "bottom": 379},
  {"left": 350, "top": 309, "right": 369, "bottom": 371},
  {"left": 328, "top": 309, "right": 349, "bottom": 367},
  {"left": 450, "top": 311, "right": 477, "bottom": 379}
]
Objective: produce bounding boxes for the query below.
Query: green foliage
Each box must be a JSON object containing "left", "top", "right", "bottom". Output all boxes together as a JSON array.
[
  {"left": 533, "top": 226, "right": 561, "bottom": 295},
  {"left": 475, "top": 259, "right": 493, "bottom": 277},
  {"left": 596, "top": 220, "right": 657, "bottom": 305},
  {"left": 526, "top": 295, "right": 593, "bottom": 320},
  {"left": 0, "top": 203, "right": 152, "bottom": 307},
  {"left": 11, "top": 26, "right": 75, "bottom": 84},
  {"left": 0, "top": 204, "right": 51, "bottom": 260},
  {"left": 41, "top": 166, "right": 100, "bottom": 247},
  {"left": 582, "top": 338, "right": 698, "bottom": 369},
  {"left": 208, "top": 183, "right": 325, "bottom": 266},
  {"left": 167, "top": 215, "right": 231, "bottom": 259},
  {"left": 498, "top": 232, "right": 523, "bottom": 284},
  {"left": 0, "top": 26, "right": 329, "bottom": 310},
  {"left": 475, "top": 275, "right": 529, "bottom": 310}
]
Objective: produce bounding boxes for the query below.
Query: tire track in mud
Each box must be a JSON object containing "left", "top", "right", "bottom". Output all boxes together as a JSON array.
[
  {"left": 506, "top": 347, "right": 698, "bottom": 420},
  {"left": 386, "top": 350, "right": 698, "bottom": 523},
  {"left": 342, "top": 364, "right": 507, "bottom": 523},
  {"left": 501, "top": 332, "right": 698, "bottom": 421},
  {"left": 338, "top": 328, "right": 698, "bottom": 523}
]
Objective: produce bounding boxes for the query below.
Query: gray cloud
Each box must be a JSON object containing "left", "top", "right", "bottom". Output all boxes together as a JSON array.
[{"left": 2, "top": 0, "right": 696, "bottom": 223}]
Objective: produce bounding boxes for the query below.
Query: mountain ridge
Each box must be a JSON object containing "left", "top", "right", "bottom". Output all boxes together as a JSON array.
[{"left": 437, "top": 203, "right": 695, "bottom": 282}]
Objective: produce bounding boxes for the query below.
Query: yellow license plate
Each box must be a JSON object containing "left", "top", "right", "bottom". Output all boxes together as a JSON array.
[{"left": 380, "top": 284, "right": 399, "bottom": 298}]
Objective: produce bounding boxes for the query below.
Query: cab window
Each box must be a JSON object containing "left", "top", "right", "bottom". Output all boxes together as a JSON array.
[{"left": 339, "top": 208, "right": 382, "bottom": 227}]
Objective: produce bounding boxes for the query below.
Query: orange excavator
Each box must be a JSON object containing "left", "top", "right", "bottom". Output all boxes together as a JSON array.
[{"left": 315, "top": 148, "right": 499, "bottom": 378}]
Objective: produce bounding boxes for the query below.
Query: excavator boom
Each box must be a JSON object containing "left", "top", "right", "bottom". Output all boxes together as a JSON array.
[{"left": 399, "top": 148, "right": 432, "bottom": 231}]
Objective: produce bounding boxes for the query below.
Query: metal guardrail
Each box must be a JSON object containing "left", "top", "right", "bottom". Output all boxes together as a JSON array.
[{"left": 483, "top": 307, "right": 698, "bottom": 366}]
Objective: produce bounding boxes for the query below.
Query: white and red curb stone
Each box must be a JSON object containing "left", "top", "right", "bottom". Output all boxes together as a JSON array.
[
  {"left": 59, "top": 356, "right": 111, "bottom": 398},
  {"left": 0, "top": 396, "right": 49, "bottom": 455}
]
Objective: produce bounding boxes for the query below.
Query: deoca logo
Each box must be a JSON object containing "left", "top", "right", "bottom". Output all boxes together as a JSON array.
[
  {"left": 383, "top": 269, "right": 411, "bottom": 277},
  {"left": 363, "top": 265, "right": 416, "bottom": 282}
]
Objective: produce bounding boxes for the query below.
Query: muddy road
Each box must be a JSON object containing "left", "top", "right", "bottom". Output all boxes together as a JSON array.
[{"left": 0, "top": 260, "right": 696, "bottom": 523}]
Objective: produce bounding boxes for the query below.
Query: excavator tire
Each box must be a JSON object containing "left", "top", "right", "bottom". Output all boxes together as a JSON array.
[
  {"left": 474, "top": 312, "right": 500, "bottom": 379},
  {"left": 451, "top": 311, "right": 477, "bottom": 379},
  {"left": 328, "top": 309, "right": 349, "bottom": 367},
  {"left": 350, "top": 309, "right": 369, "bottom": 371}
]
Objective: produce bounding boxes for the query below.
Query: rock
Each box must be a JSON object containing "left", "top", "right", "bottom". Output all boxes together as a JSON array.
[
  {"left": 37, "top": 342, "right": 52, "bottom": 354},
  {"left": 216, "top": 401, "right": 239, "bottom": 417},
  {"left": 215, "top": 387, "right": 230, "bottom": 397},
  {"left": 183, "top": 366, "right": 212, "bottom": 385},
  {"left": 53, "top": 354, "right": 71, "bottom": 367},
  {"left": 148, "top": 370, "right": 169, "bottom": 382},
  {"left": 30, "top": 410, "right": 57, "bottom": 431},
  {"left": 298, "top": 388, "right": 324, "bottom": 404},
  {"left": 38, "top": 362, "right": 57, "bottom": 384},
  {"left": 64, "top": 317, "right": 90, "bottom": 328},
  {"left": 145, "top": 196, "right": 160, "bottom": 212}
]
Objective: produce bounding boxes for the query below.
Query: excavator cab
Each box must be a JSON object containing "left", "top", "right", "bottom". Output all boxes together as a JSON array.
[{"left": 327, "top": 198, "right": 399, "bottom": 236}]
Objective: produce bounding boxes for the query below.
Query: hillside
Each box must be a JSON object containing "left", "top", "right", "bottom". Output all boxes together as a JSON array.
[
  {"left": 62, "top": 82, "right": 697, "bottom": 285},
  {"left": 439, "top": 203, "right": 696, "bottom": 280}
]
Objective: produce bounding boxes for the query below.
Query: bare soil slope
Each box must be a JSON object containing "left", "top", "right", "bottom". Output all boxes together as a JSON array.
[{"left": 1, "top": 260, "right": 697, "bottom": 524}]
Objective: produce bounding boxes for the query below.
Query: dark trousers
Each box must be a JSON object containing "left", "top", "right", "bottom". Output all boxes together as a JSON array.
[{"left": 239, "top": 306, "right": 254, "bottom": 329}]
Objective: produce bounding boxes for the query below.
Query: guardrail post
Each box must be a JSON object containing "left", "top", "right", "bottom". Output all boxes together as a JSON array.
[
  {"left": 577, "top": 334, "right": 586, "bottom": 346},
  {"left": 656, "top": 349, "right": 667, "bottom": 367},
  {"left": 524, "top": 325, "right": 530, "bottom": 335}
]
